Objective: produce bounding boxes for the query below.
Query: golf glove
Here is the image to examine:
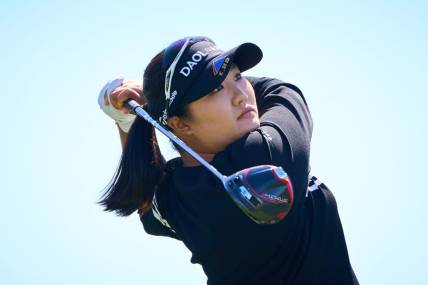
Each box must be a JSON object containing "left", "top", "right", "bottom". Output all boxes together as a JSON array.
[{"left": 97, "top": 77, "right": 136, "bottom": 133}]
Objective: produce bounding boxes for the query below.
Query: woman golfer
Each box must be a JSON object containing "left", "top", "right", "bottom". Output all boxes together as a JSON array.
[{"left": 97, "top": 36, "right": 359, "bottom": 285}]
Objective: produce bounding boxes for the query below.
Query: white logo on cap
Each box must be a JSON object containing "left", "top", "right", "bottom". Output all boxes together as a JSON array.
[
  {"left": 169, "top": 90, "right": 177, "bottom": 106},
  {"left": 179, "top": 46, "right": 219, "bottom": 77}
]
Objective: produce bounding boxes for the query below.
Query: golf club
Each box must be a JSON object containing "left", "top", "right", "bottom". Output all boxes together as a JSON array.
[{"left": 125, "top": 99, "right": 294, "bottom": 224}]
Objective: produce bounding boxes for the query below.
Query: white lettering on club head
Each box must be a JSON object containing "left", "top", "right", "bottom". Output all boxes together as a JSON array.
[{"left": 239, "top": 186, "right": 253, "bottom": 200}]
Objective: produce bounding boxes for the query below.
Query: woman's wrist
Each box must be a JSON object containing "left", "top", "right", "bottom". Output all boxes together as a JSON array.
[{"left": 97, "top": 77, "right": 136, "bottom": 133}]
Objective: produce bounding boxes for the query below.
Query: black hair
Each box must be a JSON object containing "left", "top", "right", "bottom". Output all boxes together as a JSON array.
[{"left": 97, "top": 45, "right": 190, "bottom": 217}]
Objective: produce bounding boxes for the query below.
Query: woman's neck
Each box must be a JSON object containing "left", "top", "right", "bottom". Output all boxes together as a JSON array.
[{"left": 180, "top": 150, "right": 215, "bottom": 167}]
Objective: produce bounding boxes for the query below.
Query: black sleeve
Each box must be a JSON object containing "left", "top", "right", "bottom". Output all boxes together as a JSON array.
[
  {"left": 249, "top": 76, "right": 313, "bottom": 144},
  {"left": 215, "top": 76, "right": 313, "bottom": 204},
  {"left": 139, "top": 194, "right": 181, "bottom": 240}
]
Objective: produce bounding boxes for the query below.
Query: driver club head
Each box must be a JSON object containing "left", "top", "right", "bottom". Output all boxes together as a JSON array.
[{"left": 223, "top": 165, "right": 294, "bottom": 224}]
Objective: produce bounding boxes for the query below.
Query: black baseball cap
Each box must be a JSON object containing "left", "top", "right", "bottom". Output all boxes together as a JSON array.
[{"left": 158, "top": 36, "right": 263, "bottom": 125}]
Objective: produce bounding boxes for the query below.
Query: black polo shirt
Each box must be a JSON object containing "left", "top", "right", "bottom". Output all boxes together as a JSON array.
[{"left": 140, "top": 76, "right": 359, "bottom": 285}]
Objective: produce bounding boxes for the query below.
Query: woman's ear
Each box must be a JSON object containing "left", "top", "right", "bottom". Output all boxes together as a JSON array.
[{"left": 167, "top": 116, "right": 193, "bottom": 136}]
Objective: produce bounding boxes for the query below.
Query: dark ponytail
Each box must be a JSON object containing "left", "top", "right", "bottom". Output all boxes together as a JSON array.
[
  {"left": 98, "top": 41, "right": 191, "bottom": 216},
  {"left": 98, "top": 51, "right": 168, "bottom": 216},
  {"left": 97, "top": 110, "right": 166, "bottom": 216}
]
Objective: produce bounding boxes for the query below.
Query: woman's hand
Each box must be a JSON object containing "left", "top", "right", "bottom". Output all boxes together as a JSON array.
[
  {"left": 109, "top": 79, "right": 146, "bottom": 112},
  {"left": 98, "top": 77, "right": 146, "bottom": 133}
]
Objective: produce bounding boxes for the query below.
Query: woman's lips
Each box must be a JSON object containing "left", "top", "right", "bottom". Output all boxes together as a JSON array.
[{"left": 238, "top": 106, "right": 256, "bottom": 120}]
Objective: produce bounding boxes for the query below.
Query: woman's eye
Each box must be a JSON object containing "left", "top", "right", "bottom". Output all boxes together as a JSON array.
[{"left": 211, "top": 73, "right": 241, "bottom": 94}]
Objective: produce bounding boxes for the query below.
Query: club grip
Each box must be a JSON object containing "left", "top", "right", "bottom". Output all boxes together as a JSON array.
[{"left": 124, "top": 99, "right": 141, "bottom": 115}]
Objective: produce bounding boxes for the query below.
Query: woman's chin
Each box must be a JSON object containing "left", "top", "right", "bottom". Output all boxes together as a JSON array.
[{"left": 240, "top": 118, "right": 260, "bottom": 135}]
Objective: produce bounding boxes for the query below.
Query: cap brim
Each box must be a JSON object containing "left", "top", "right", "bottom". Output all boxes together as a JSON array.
[
  {"left": 224, "top": 42, "right": 263, "bottom": 72},
  {"left": 189, "top": 42, "right": 263, "bottom": 98}
]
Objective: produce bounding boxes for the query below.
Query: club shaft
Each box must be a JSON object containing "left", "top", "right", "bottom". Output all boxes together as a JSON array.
[{"left": 126, "top": 100, "right": 226, "bottom": 183}]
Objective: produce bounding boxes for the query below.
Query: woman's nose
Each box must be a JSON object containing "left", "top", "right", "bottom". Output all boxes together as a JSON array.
[{"left": 232, "top": 85, "right": 248, "bottom": 106}]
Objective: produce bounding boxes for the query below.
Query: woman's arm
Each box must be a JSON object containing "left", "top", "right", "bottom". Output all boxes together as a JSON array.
[
  {"left": 214, "top": 76, "right": 314, "bottom": 207},
  {"left": 223, "top": 76, "right": 313, "bottom": 167},
  {"left": 117, "top": 123, "right": 128, "bottom": 149},
  {"left": 99, "top": 78, "right": 145, "bottom": 149}
]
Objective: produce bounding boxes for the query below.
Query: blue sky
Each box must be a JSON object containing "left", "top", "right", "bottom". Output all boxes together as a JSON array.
[{"left": 1, "top": 1, "right": 427, "bottom": 284}]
